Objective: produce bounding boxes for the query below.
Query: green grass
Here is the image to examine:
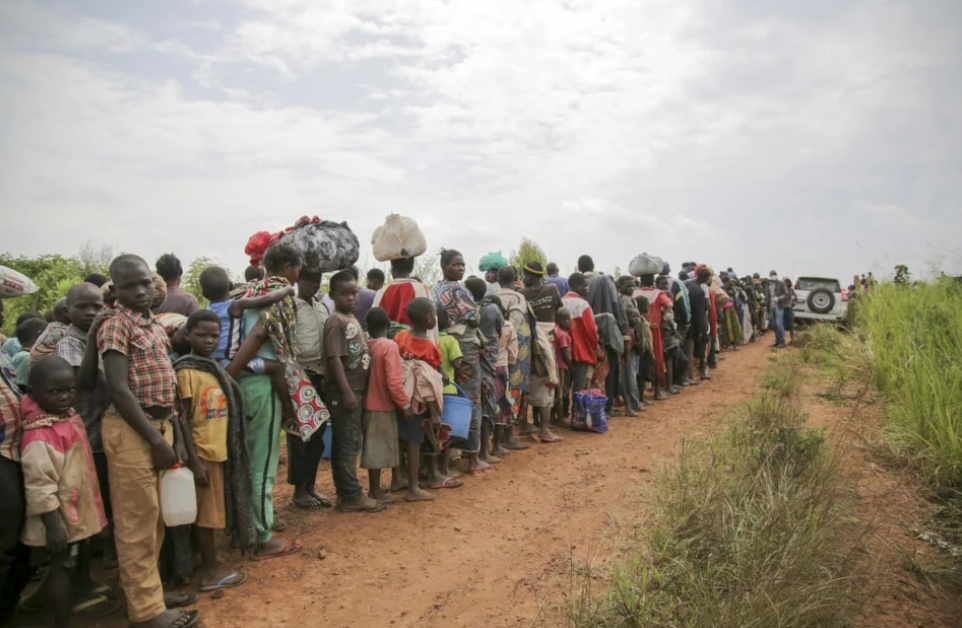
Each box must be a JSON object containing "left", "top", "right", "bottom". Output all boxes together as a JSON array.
[
  {"left": 566, "top": 365, "right": 860, "bottom": 628},
  {"left": 856, "top": 281, "right": 962, "bottom": 488}
]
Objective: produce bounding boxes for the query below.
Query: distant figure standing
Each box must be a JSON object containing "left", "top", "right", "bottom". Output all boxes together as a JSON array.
[{"left": 155, "top": 253, "right": 199, "bottom": 316}]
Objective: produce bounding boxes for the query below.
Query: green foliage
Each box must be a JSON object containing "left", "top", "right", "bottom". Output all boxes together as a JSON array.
[
  {"left": 508, "top": 237, "right": 547, "bottom": 277},
  {"left": 893, "top": 264, "right": 912, "bottom": 286},
  {"left": 181, "top": 256, "right": 227, "bottom": 308},
  {"left": 567, "top": 376, "right": 858, "bottom": 628},
  {"left": 857, "top": 280, "right": 962, "bottom": 486}
]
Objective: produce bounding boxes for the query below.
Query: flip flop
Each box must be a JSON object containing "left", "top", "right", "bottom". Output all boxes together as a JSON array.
[
  {"left": 293, "top": 496, "right": 325, "bottom": 510},
  {"left": 251, "top": 539, "right": 302, "bottom": 562},
  {"left": 164, "top": 591, "right": 199, "bottom": 608},
  {"left": 308, "top": 491, "right": 333, "bottom": 508},
  {"left": 130, "top": 609, "right": 200, "bottom": 628},
  {"left": 72, "top": 593, "right": 123, "bottom": 617},
  {"left": 427, "top": 477, "right": 464, "bottom": 490},
  {"left": 199, "top": 572, "right": 248, "bottom": 592}
]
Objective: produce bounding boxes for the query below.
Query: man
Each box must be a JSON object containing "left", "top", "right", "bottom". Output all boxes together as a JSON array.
[
  {"left": 366, "top": 268, "right": 386, "bottom": 293},
  {"left": 155, "top": 253, "right": 199, "bottom": 316},
  {"left": 545, "top": 262, "right": 569, "bottom": 298},
  {"left": 768, "top": 270, "right": 789, "bottom": 349},
  {"left": 685, "top": 267, "right": 712, "bottom": 381},
  {"left": 577, "top": 255, "right": 630, "bottom": 414},
  {"left": 520, "top": 262, "right": 563, "bottom": 444}
]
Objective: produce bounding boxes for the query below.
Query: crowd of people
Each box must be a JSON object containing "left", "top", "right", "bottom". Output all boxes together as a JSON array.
[{"left": 0, "top": 231, "right": 797, "bottom": 628}]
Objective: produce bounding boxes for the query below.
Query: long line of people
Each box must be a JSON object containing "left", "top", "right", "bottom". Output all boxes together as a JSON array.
[{"left": 0, "top": 229, "right": 792, "bottom": 628}]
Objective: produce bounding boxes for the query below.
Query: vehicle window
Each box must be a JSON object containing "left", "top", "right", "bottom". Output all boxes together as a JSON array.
[{"left": 797, "top": 278, "right": 841, "bottom": 292}]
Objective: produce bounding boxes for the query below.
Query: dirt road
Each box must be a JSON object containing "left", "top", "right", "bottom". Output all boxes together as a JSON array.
[{"left": 60, "top": 341, "right": 771, "bottom": 628}]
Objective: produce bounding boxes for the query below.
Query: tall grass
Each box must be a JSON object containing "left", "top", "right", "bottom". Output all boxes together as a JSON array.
[
  {"left": 567, "top": 363, "right": 860, "bottom": 628},
  {"left": 857, "top": 280, "right": 962, "bottom": 487}
]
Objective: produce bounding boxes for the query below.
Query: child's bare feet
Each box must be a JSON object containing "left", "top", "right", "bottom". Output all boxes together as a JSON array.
[
  {"left": 491, "top": 442, "right": 510, "bottom": 457},
  {"left": 468, "top": 457, "right": 493, "bottom": 474},
  {"left": 518, "top": 421, "right": 538, "bottom": 435},
  {"left": 405, "top": 486, "right": 436, "bottom": 502},
  {"left": 389, "top": 476, "right": 409, "bottom": 493},
  {"left": 370, "top": 491, "right": 400, "bottom": 504},
  {"left": 502, "top": 430, "right": 530, "bottom": 450}
]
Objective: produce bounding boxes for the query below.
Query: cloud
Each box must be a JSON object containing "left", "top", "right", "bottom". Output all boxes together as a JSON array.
[{"left": 0, "top": 0, "right": 961, "bottom": 282}]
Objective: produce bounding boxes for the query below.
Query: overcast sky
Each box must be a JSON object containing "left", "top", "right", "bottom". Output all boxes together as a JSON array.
[{"left": 1, "top": 0, "right": 960, "bottom": 282}]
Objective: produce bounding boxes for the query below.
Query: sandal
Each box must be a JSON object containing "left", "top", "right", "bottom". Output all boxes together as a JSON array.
[
  {"left": 199, "top": 572, "right": 247, "bottom": 592},
  {"left": 426, "top": 477, "right": 464, "bottom": 490},
  {"left": 251, "top": 539, "right": 302, "bottom": 562}
]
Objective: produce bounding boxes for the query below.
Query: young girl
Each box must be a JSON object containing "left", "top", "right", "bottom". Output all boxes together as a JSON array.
[
  {"left": 363, "top": 308, "right": 410, "bottom": 504},
  {"left": 20, "top": 357, "right": 119, "bottom": 626}
]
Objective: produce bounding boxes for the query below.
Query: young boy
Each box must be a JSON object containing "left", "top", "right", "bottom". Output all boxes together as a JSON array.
[
  {"left": 199, "top": 266, "right": 294, "bottom": 417},
  {"left": 562, "top": 273, "right": 601, "bottom": 394},
  {"left": 634, "top": 274, "right": 673, "bottom": 401},
  {"left": 19, "top": 356, "right": 118, "bottom": 626},
  {"left": 394, "top": 298, "right": 448, "bottom": 498},
  {"left": 54, "top": 282, "right": 114, "bottom": 566},
  {"left": 175, "top": 310, "right": 247, "bottom": 593},
  {"left": 324, "top": 270, "right": 380, "bottom": 513},
  {"left": 465, "top": 277, "right": 503, "bottom": 465},
  {"left": 97, "top": 254, "right": 199, "bottom": 628},
  {"left": 552, "top": 307, "right": 573, "bottom": 426},
  {"left": 616, "top": 276, "right": 641, "bottom": 416},
  {"left": 288, "top": 269, "right": 332, "bottom": 509},
  {"left": 363, "top": 308, "right": 411, "bottom": 503},
  {"left": 29, "top": 298, "right": 70, "bottom": 365},
  {"left": 12, "top": 318, "right": 48, "bottom": 392}
]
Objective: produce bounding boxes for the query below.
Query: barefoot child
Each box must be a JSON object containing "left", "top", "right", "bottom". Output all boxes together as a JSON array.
[
  {"left": 394, "top": 298, "right": 449, "bottom": 499},
  {"left": 465, "top": 277, "right": 503, "bottom": 465},
  {"left": 492, "top": 312, "right": 518, "bottom": 454},
  {"left": 363, "top": 308, "right": 410, "bottom": 503},
  {"left": 98, "top": 254, "right": 199, "bottom": 628},
  {"left": 634, "top": 295, "right": 655, "bottom": 407},
  {"left": 175, "top": 310, "right": 252, "bottom": 593},
  {"left": 324, "top": 271, "right": 380, "bottom": 513},
  {"left": 20, "top": 356, "right": 119, "bottom": 626}
]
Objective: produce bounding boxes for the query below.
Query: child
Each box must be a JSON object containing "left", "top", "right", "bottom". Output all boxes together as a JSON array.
[
  {"left": 175, "top": 310, "right": 249, "bottom": 593},
  {"left": 634, "top": 274, "right": 673, "bottom": 401},
  {"left": 97, "top": 254, "right": 199, "bottom": 628},
  {"left": 288, "top": 269, "right": 332, "bottom": 509},
  {"left": 552, "top": 307, "right": 573, "bottom": 426},
  {"left": 12, "top": 318, "right": 48, "bottom": 392},
  {"left": 53, "top": 282, "right": 114, "bottom": 567},
  {"left": 491, "top": 311, "right": 517, "bottom": 455},
  {"left": 324, "top": 270, "right": 380, "bottom": 513},
  {"left": 616, "top": 276, "right": 641, "bottom": 416},
  {"left": 19, "top": 356, "right": 119, "bottom": 626},
  {"left": 465, "top": 277, "right": 503, "bottom": 466},
  {"left": 363, "top": 308, "right": 411, "bottom": 503},
  {"left": 436, "top": 309, "right": 463, "bottom": 397},
  {"left": 394, "top": 298, "right": 449, "bottom": 497},
  {"left": 199, "top": 266, "right": 295, "bottom": 419},
  {"left": 561, "top": 273, "right": 601, "bottom": 394},
  {"left": 656, "top": 275, "right": 683, "bottom": 395}
]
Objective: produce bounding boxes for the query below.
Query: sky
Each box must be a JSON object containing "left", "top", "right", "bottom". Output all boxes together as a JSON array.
[{"left": 1, "top": 0, "right": 961, "bottom": 282}]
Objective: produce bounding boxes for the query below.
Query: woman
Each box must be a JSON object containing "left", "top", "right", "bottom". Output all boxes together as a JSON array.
[
  {"left": 432, "top": 249, "right": 489, "bottom": 474},
  {"left": 372, "top": 256, "right": 438, "bottom": 344},
  {"left": 227, "top": 241, "right": 313, "bottom": 560}
]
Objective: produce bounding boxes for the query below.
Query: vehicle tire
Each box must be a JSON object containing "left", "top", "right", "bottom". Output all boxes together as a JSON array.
[{"left": 807, "top": 288, "right": 835, "bottom": 314}]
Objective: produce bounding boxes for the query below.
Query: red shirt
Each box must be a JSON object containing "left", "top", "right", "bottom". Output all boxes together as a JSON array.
[
  {"left": 365, "top": 338, "right": 410, "bottom": 412},
  {"left": 394, "top": 330, "right": 442, "bottom": 369},
  {"left": 561, "top": 293, "right": 600, "bottom": 365},
  {"left": 554, "top": 326, "right": 572, "bottom": 370}
]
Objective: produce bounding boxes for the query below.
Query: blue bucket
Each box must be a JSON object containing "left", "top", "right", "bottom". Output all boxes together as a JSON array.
[
  {"left": 442, "top": 384, "right": 473, "bottom": 439},
  {"left": 321, "top": 424, "right": 332, "bottom": 460}
]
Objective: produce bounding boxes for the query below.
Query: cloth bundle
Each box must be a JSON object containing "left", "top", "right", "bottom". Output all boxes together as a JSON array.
[
  {"left": 0, "top": 266, "right": 38, "bottom": 298},
  {"left": 479, "top": 251, "right": 509, "bottom": 272},
  {"left": 629, "top": 253, "right": 664, "bottom": 277},
  {"left": 371, "top": 214, "right": 427, "bottom": 261},
  {"left": 278, "top": 216, "right": 360, "bottom": 273}
]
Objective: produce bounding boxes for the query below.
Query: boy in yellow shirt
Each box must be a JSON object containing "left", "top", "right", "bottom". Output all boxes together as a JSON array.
[{"left": 175, "top": 310, "right": 251, "bottom": 592}]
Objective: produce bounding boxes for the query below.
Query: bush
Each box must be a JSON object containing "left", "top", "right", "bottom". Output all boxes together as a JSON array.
[{"left": 568, "top": 383, "right": 859, "bottom": 628}]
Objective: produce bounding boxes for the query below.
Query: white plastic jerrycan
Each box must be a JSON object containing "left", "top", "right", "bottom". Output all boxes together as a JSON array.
[{"left": 160, "top": 463, "right": 197, "bottom": 526}]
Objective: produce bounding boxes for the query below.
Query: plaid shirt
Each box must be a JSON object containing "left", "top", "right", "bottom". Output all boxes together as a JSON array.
[
  {"left": 0, "top": 353, "right": 22, "bottom": 462},
  {"left": 97, "top": 304, "right": 177, "bottom": 409},
  {"left": 55, "top": 325, "right": 110, "bottom": 452}
]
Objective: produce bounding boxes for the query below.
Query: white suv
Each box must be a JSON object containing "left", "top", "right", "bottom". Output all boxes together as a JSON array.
[{"left": 792, "top": 277, "right": 848, "bottom": 322}]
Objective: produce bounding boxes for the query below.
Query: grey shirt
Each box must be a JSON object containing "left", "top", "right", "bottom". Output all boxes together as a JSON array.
[{"left": 158, "top": 287, "right": 199, "bottom": 317}]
